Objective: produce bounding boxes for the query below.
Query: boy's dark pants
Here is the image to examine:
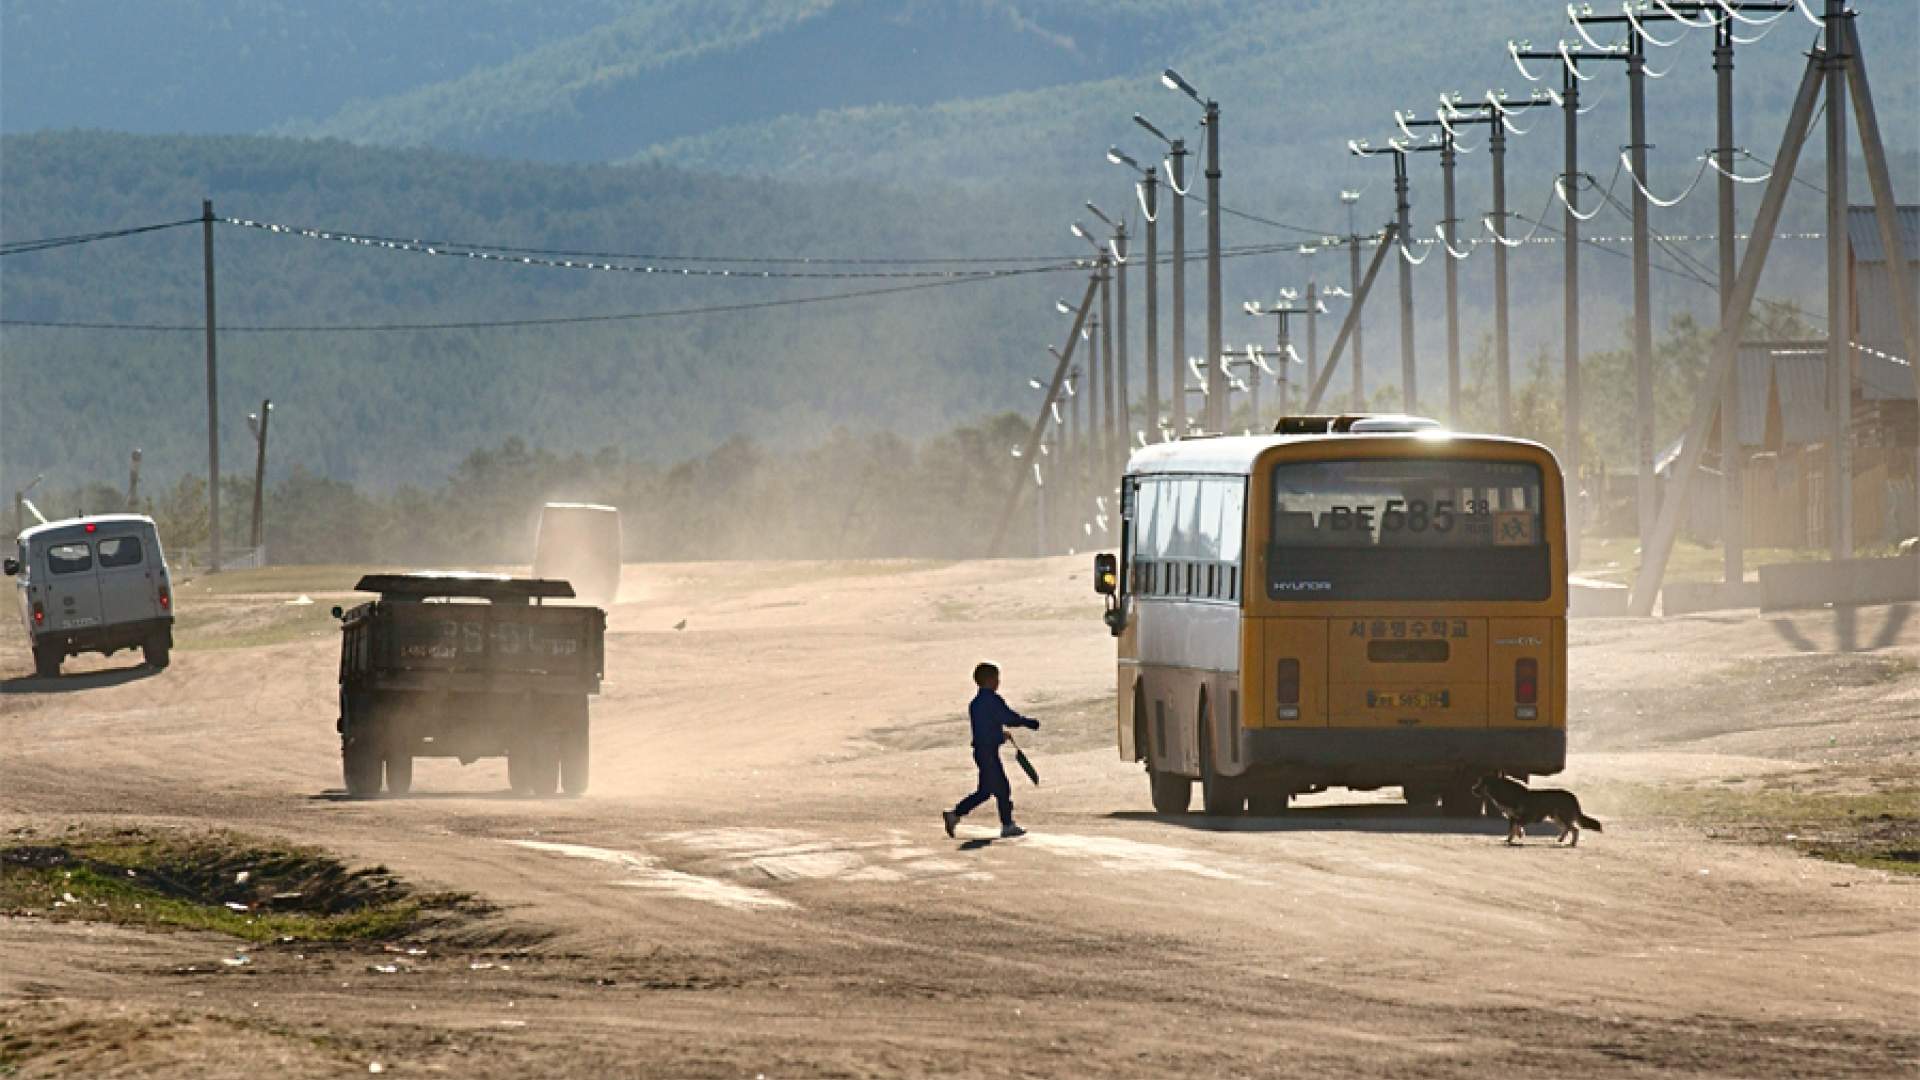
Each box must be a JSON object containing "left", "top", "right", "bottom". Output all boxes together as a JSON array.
[{"left": 953, "top": 744, "right": 1014, "bottom": 827}]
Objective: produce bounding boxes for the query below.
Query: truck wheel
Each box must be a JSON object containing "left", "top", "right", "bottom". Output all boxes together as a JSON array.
[
  {"left": 343, "top": 737, "right": 382, "bottom": 797},
  {"left": 143, "top": 636, "right": 170, "bottom": 669},
  {"left": 32, "top": 643, "right": 60, "bottom": 679},
  {"left": 559, "top": 712, "right": 590, "bottom": 797},
  {"left": 528, "top": 740, "right": 560, "bottom": 797},
  {"left": 384, "top": 746, "right": 413, "bottom": 796},
  {"left": 1149, "top": 770, "right": 1191, "bottom": 814}
]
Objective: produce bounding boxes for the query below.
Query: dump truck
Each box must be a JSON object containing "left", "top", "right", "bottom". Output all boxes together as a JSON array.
[{"left": 333, "top": 573, "right": 605, "bottom": 797}]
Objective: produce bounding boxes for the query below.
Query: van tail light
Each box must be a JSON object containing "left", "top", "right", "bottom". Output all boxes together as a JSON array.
[
  {"left": 157, "top": 585, "right": 171, "bottom": 611},
  {"left": 32, "top": 600, "right": 45, "bottom": 625},
  {"left": 1515, "top": 658, "right": 1538, "bottom": 705},
  {"left": 1276, "top": 658, "right": 1301, "bottom": 720}
]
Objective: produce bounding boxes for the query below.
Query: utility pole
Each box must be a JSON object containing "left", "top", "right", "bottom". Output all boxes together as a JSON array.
[
  {"left": 1203, "top": 98, "right": 1224, "bottom": 432},
  {"left": 1304, "top": 223, "right": 1401, "bottom": 412},
  {"left": 1087, "top": 305, "right": 1105, "bottom": 482},
  {"left": 1561, "top": 61, "right": 1584, "bottom": 569},
  {"left": 1136, "top": 115, "right": 1190, "bottom": 437},
  {"left": 1304, "top": 280, "right": 1321, "bottom": 393},
  {"left": 247, "top": 399, "right": 272, "bottom": 552},
  {"left": 1714, "top": 16, "right": 1743, "bottom": 584},
  {"left": 1246, "top": 298, "right": 1314, "bottom": 425},
  {"left": 1341, "top": 190, "right": 1366, "bottom": 409},
  {"left": 1352, "top": 137, "right": 1439, "bottom": 414},
  {"left": 1627, "top": 32, "right": 1655, "bottom": 562},
  {"left": 1629, "top": 3, "right": 1918, "bottom": 613},
  {"left": 126, "top": 449, "right": 142, "bottom": 510},
  {"left": 1088, "top": 201, "right": 1131, "bottom": 461},
  {"left": 1823, "top": 0, "right": 1851, "bottom": 559},
  {"left": 201, "top": 198, "right": 222, "bottom": 573},
  {"left": 992, "top": 275, "right": 1100, "bottom": 555},
  {"left": 1098, "top": 252, "right": 1118, "bottom": 473},
  {"left": 1402, "top": 113, "right": 1462, "bottom": 424}
]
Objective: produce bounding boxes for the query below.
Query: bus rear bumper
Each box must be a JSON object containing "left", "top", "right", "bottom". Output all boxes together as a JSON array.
[{"left": 1240, "top": 727, "right": 1565, "bottom": 785}]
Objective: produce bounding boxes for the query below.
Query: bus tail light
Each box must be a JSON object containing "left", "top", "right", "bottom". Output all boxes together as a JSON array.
[
  {"left": 32, "top": 600, "right": 45, "bottom": 626},
  {"left": 157, "top": 584, "right": 171, "bottom": 611},
  {"left": 1515, "top": 657, "right": 1538, "bottom": 719},
  {"left": 1276, "top": 658, "right": 1300, "bottom": 720}
]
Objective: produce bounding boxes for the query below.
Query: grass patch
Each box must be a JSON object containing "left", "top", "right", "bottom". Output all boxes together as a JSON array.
[
  {"left": 1616, "top": 782, "right": 1920, "bottom": 876},
  {"left": 171, "top": 601, "right": 339, "bottom": 651},
  {"left": 0, "top": 829, "right": 463, "bottom": 943}
]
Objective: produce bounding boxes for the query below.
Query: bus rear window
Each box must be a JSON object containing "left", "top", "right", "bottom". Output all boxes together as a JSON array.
[
  {"left": 47, "top": 542, "right": 93, "bottom": 574},
  {"left": 1268, "top": 458, "right": 1549, "bottom": 602}
]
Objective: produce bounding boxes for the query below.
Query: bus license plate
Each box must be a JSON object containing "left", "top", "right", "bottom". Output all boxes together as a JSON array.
[{"left": 1367, "top": 689, "right": 1450, "bottom": 709}]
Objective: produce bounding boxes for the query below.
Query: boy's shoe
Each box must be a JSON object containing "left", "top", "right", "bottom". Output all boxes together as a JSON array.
[
  {"left": 1000, "top": 824, "right": 1027, "bottom": 839},
  {"left": 942, "top": 811, "right": 959, "bottom": 838}
]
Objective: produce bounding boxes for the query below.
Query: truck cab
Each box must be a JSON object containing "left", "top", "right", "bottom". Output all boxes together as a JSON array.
[{"left": 6, "top": 514, "right": 174, "bottom": 677}]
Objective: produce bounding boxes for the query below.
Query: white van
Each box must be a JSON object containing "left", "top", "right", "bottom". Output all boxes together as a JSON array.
[
  {"left": 532, "top": 502, "right": 622, "bottom": 609},
  {"left": 6, "top": 514, "right": 175, "bottom": 677}
]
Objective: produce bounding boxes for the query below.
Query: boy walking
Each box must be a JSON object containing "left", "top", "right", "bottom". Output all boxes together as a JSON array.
[{"left": 944, "top": 662, "right": 1041, "bottom": 839}]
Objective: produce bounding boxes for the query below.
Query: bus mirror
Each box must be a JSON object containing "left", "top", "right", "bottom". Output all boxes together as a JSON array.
[
  {"left": 2, "top": 558, "right": 16, "bottom": 577},
  {"left": 1093, "top": 554, "right": 1118, "bottom": 596}
]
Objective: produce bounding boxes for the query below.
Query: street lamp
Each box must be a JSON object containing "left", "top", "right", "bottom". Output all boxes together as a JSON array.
[{"left": 1162, "top": 68, "right": 1224, "bottom": 431}]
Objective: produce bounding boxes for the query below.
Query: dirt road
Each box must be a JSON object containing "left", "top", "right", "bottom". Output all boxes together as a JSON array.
[{"left": 3, "top": 559, "right": 1916, "bottom": 1077}]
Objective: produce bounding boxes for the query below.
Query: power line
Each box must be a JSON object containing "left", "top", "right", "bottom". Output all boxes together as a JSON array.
[
  {"left": 0, "top": 217, "right": 201, "bottom": 256},
  {"left": 219, "top": 216, "right": 1088, "bottom": 278},
  {"left": 0, "top": 240, "right": 1303, "bottom": 334}
]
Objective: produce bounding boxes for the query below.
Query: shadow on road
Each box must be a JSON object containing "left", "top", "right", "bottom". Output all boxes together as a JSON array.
[
  {"left": 0, "top": 663, "right": 161, "bottom": 695},
  {"left": 1770, "top": 603, "right": 1912, "bottom": 654},
  {"left": 309, "top": 789, "right": 573, "bottom": 803},
  {"left": 1107, "top": 806, "right": 1512, "bottom": 836}
]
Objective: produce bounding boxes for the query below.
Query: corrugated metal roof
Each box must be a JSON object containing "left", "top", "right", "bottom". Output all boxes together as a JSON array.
[
  {"left": 1847, "top": 205, "right": 1919, "bottom": 264},
  {"left": 1857, "top": 348, "right": 1916, "bottom": 401},
  {"left": 1775, "top": 352, "right": 1832, "bottom": 444}
]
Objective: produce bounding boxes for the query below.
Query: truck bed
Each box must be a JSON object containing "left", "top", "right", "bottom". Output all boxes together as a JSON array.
[{"left": 340, "top": 601, "right": 604, "bottom": 694}]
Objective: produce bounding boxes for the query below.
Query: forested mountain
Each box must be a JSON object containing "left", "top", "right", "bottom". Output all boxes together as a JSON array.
[{"left": 2, "top": 1, "right": 1915, "bottom": 509}]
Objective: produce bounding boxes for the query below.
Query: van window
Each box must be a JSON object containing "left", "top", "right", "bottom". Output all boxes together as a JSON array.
[
  {"left": 97, "top": 537, "right": 143, "bottom": 568},
  {"left": 48, "top": 542, "right": 92, "bottom": 574}
]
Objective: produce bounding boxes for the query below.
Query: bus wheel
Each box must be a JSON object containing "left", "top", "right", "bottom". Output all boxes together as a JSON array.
[
  {"left": 1198, "top": 709, "right": 1243, "bottom": 817},
  {"left": 1441, "top": 783, "right": 1482, "bottom": 818},
  {"left": 1247, "top": 792, "right": 1290, "bottom": 816},
  {"left": 1149, "top": 770, "right": 1191, "bottom": 814},
  {"left": 1403, "top": 785, "right": 1442, "bottom": 814}
]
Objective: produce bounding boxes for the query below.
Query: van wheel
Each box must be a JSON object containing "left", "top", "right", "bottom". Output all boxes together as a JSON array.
[
  {"left": 559, "top": 700, "right": 590, "bottom": 797},
  {"left": 384, "top": 746, "right": 413, "bottom": 796},
  {"left": 1149, "top": 770, "right": 1191, "bottom": 814},
  {"left": 1198, "top": 701, "right": 1243, "bottom": 817},
  {"left": 143, "top": 637, "right": 170, "bottom": 669},
  {"left": 343, "top": 737, "right": 382, "bottom": 797},
  {"left": 32, "top": 643, "right": 60, "bottom": 679}
]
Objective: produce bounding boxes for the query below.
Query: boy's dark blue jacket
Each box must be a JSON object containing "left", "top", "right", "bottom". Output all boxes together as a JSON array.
[{"left": 969, "top": 687, "right": 1039, "bottom": 747}]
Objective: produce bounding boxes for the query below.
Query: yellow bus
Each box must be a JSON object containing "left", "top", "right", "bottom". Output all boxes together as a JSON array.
[{"left": 1093, "top": 415, "right": 1567, "bottom": 816}]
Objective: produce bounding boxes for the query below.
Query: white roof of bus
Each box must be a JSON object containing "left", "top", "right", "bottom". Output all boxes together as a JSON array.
[
  {"left": 542, "top": 502, "right": 618, "bottom": 513},
  {"left": 18, "top": 513, "right": 156, "bottom": 543},
  {"left": 1124, "top": 431, "right": 1551, "bottom": 476}
]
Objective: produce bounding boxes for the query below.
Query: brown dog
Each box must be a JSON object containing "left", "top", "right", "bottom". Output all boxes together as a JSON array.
[{"left": 1472, "top": 774, "right": 1603, "bottom": 847}]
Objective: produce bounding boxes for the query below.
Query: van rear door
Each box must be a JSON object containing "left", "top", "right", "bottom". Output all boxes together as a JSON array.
[
  {"left": 95, "top": 532, "right": 157, "bottom": 625},
  {"left": 40, "top": 538, "right": 105, "bottom": 635}
]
